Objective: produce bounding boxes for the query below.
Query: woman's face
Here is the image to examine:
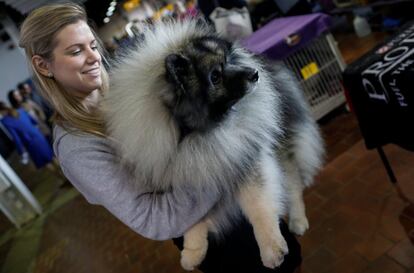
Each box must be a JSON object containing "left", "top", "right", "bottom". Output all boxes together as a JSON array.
[
  {"left": 49, "top": 20, "right": 102, "bottom": 98},
  {"left": 12, "top": 91, "right": 23, "bottom": 103}
]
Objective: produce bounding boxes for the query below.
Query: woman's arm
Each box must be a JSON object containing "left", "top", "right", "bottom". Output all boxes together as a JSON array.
[{"left": 56, "top": 134, "right": 220, "bottom": 240}]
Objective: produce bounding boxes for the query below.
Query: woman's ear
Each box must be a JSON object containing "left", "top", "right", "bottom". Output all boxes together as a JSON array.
[{"left": 32, "top": 55, "right": 51, "bottom": 77}]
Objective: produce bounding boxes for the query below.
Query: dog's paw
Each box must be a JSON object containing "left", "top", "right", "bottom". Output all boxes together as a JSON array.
[
  {"left": 289, "top": 216, "right": 309, "bottom": 236},
  {"left": 180, "top": 247, "right": 207, "bottom": 271},
  {"left": 260, "top": 236, "right": 289, "bottom": 269}
]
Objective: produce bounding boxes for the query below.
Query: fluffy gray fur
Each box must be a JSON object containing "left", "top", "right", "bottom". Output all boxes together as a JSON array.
[{"left": 104, "top": 19, "right": 324, "bottom": 270}]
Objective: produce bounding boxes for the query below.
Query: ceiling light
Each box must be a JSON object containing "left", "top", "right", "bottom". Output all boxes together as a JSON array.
[
  {"left": 110, "top": 1, "right": 117, "bottom": 6},
  {"left": 106, "top": 10, "right": 113, "bottom": 17},
  {"left": 108, "top": 6, "right": 115, "bottom": 12},
  {"left": 103, "top": 17, "right": 110, "bottom": 23}
]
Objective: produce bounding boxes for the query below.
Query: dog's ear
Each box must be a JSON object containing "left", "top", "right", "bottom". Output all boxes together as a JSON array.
[
  {"left": 194, "top": 16, "right": 213, "bottom": 31},
  {"left": 165, "top": 53, "right": 190, "bottom": 94}
]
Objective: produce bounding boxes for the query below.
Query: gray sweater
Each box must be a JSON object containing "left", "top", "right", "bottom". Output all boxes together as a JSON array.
[{"left": 53, "top": 125, "right": 219, "bottom": 240}]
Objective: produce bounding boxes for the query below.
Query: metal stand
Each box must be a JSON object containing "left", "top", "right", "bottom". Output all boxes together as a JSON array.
[
  {"left": 0, "top": 155, "right": 42, "bottom": 228},
  {"left": 377, "top": 146, "right": 397, "bottom": 184}
]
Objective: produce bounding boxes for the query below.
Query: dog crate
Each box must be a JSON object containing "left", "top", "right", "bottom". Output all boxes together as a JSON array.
[
  {"left": 282, "top": 33, "right": 346, "bottom": 120},
  {"left": 242, "top": 13, "right": 346, "bottom": 120}
]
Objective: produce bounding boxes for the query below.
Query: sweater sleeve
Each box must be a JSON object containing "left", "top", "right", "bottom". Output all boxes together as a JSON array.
[{"left": 56, "top": 133, "right": 220, "bottom": 240}]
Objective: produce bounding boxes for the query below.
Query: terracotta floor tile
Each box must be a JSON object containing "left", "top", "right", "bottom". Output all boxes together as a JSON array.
[
  {"left": 326, "top": 144, "right": 351, "bottom": 162},
  {"left": 296, "top": 266, "right": 312, "bottom": 273},
  {"left": 383, "top": 195, "right": 408, "bottom": 218},
  {"left": 302, "top": 247, "right": 337, "bottom": 273},
  {"left": 330, "top": 153, "right": 357, "bottom": 171},
  {"left": 380, "top": 213, "right": 412, "bottom": 244},
  {"left": 347, "top": 151, "right": 378, "bottom": 172},
  {"left": 387, "top": 239, "right": 414, "bottom": 269},
  {"left": 305, "top": 205, "right": 329, "bottom": 231},
  {"left": 314, "top": 165, "right": 341, "bottom": 185},
  {"left": 299, "top": 226, "right": 331, "bottom": 258},
  {"left": 351, "top": 210, "right": 381, "bottom": 238},
  {"left": 312, "top": 177, "right": 343, "bottom": 200},
  {"left": 398, "top": 173, "right": 414, "bottom": 201},
  {"left": 324, "top": 208, "right": 360, "bottom": 232},
  {"left": 384, "top": 145, "right": 414, "bottom": 165},
  {"left": 363, "top": 255, "right": 406, "bottom": 273},
  {"left": 324, "top": 228, "right": 363, "bottom": 257},
  {"left": 317, "top": 193, "right": 344, "bottom": 217},
  {"left": 358, "top": 161, "right": 391, "bottom": 186},
  {"left": 337, "top": 179, "right": 366, "bottom": 200},
  {"left": 304, "top": 191, "right": 326, "bottom": 213},
  {"left": 401, "top": 204, "right": 414, "bottom": 223},
  {"left": 354, "top": 233, "right": 394, "bottom": 261},
  {"left": 334, "top": 162, "right": 364, "bottom": 184},
  {"left": 325, "top": 253, "right": 368, "bottom": 273},
  {"left": 318, "top": 186, "right": 369, "bottom": 219},
  {"left": 32, "top": 196, "right": 189, "bottom": 273},
  {"left": 349, "top": 141, "right": 369, "bottom": 157},
  {"left": 350, "top": 192, "right": 389, "bottom": 216}
]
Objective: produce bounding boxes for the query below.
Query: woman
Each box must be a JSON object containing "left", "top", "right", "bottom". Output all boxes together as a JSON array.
[
  {"left": 19, "top": 3, "right": 301, "bottom": 272},
  {"left": 19, "top": 0, "right": 219, "bottom": 243},
  {"left": 0, "top": 101, "right": 53, "bottom": 168}
]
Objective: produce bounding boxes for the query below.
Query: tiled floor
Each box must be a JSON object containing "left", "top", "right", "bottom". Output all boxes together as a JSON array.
[
  {"left": 300, "top": 141, "right": 414, "bottom": 273},
  {"left": 1, "top": 31, "right": 414, "bottom": 273}
]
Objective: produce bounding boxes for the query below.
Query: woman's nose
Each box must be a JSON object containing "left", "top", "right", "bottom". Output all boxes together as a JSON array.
[{"left": 86, "top": 48, "right": 101, "bottom": 63}]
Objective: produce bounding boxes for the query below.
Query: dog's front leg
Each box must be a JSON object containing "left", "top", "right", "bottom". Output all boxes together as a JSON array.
[
  {"left": 180, "top": 220, "right": 209, "bottom": 271},
  {"left": 238, "top": 182, "right": 288, "bottom": 269}
]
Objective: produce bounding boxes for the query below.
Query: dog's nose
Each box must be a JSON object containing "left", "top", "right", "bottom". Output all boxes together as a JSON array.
[{"left": 248, "top": 70, "right": 259, "bottom": 82}]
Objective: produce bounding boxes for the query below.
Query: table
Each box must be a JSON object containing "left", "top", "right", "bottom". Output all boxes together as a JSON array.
[{"left": 343, "top": 21, "right": 414, "bottom": 182}]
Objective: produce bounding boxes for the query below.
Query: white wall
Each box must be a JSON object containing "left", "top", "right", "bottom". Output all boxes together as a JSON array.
[{"left": 0, "top": 16, "right": 31, "bottom": 104}]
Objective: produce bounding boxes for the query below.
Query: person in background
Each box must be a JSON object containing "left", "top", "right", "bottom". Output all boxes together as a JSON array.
[
  {"left": 17, "top": 81, "right": 54, "bottom": 128},
  {"left": 0, "top": 101, "right": 54, "bottom": 169},
  {"left": 8, "top": 89, "right": 51, "bottom": 143}
]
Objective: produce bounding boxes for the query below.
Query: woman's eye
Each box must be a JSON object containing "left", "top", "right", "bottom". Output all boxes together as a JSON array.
[
  {"left": 91, "top": 46, "right": 98, "bottom": 51},
  {"left": 71, "top": 50, "right": 81, "bottom": 56},
  {"left": 210, "top": 69, "right": 221, "bottom": 85}
]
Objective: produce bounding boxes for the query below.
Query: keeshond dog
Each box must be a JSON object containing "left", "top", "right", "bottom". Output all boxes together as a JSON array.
[{"left": 104, "top": 19, "right": 324, "bottom": 270}]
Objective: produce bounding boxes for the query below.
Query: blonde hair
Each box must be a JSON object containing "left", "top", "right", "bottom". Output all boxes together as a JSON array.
[{"left": 19, "top": 3, "right": 109, "bottom": 137}]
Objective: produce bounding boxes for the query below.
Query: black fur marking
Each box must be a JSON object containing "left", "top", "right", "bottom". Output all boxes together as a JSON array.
[
  {"left": 165, "top": 37, "right": 263, "bottom": 144},
  {"left": 165, "top": 54, "right": 191, "bottom": 95},
  {"left": 192, "top": 36, "right": 231, "bottom": 56},
  {"left": 264, "top": 62, "right": 309, "bottom": 151}
]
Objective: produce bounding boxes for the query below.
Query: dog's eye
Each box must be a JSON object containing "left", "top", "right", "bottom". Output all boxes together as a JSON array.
[{"left": 210, "top": 69, "right": 222, "bottom": 85}]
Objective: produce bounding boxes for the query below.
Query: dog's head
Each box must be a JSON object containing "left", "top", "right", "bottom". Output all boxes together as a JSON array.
[{"left": 163, "top": 36, "right": 259, "bottom": 137}]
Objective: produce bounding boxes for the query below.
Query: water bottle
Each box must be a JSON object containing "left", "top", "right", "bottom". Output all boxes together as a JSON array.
[{"left": 353, "top": 15, "right": 371, "bottom": 37}]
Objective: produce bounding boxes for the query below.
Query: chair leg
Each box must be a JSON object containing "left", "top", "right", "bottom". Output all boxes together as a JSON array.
[{"left": 377, "top": 146, "right": 397, "bottom": 184}]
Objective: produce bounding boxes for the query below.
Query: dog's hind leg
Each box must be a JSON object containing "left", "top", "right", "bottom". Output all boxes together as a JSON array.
[
  {"left": 238, "top": 156, "right": 288, "bottom": 269},
  {"left": 180, "top": 220, "right": 209, "bottom": 271},
  {"left": 238, "top": 182, "right": 288, "bottom": 268},
  {"left": 285, "top": 121, "right": 324, "bottom": 235},
  {"left": 283, "top": 160, "right": 308, "bottom": 236}
]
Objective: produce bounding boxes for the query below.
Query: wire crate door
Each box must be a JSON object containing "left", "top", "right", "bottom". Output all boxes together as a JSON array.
[{"left": 283, "top": 33, "right": 346, "bottom": 120}]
